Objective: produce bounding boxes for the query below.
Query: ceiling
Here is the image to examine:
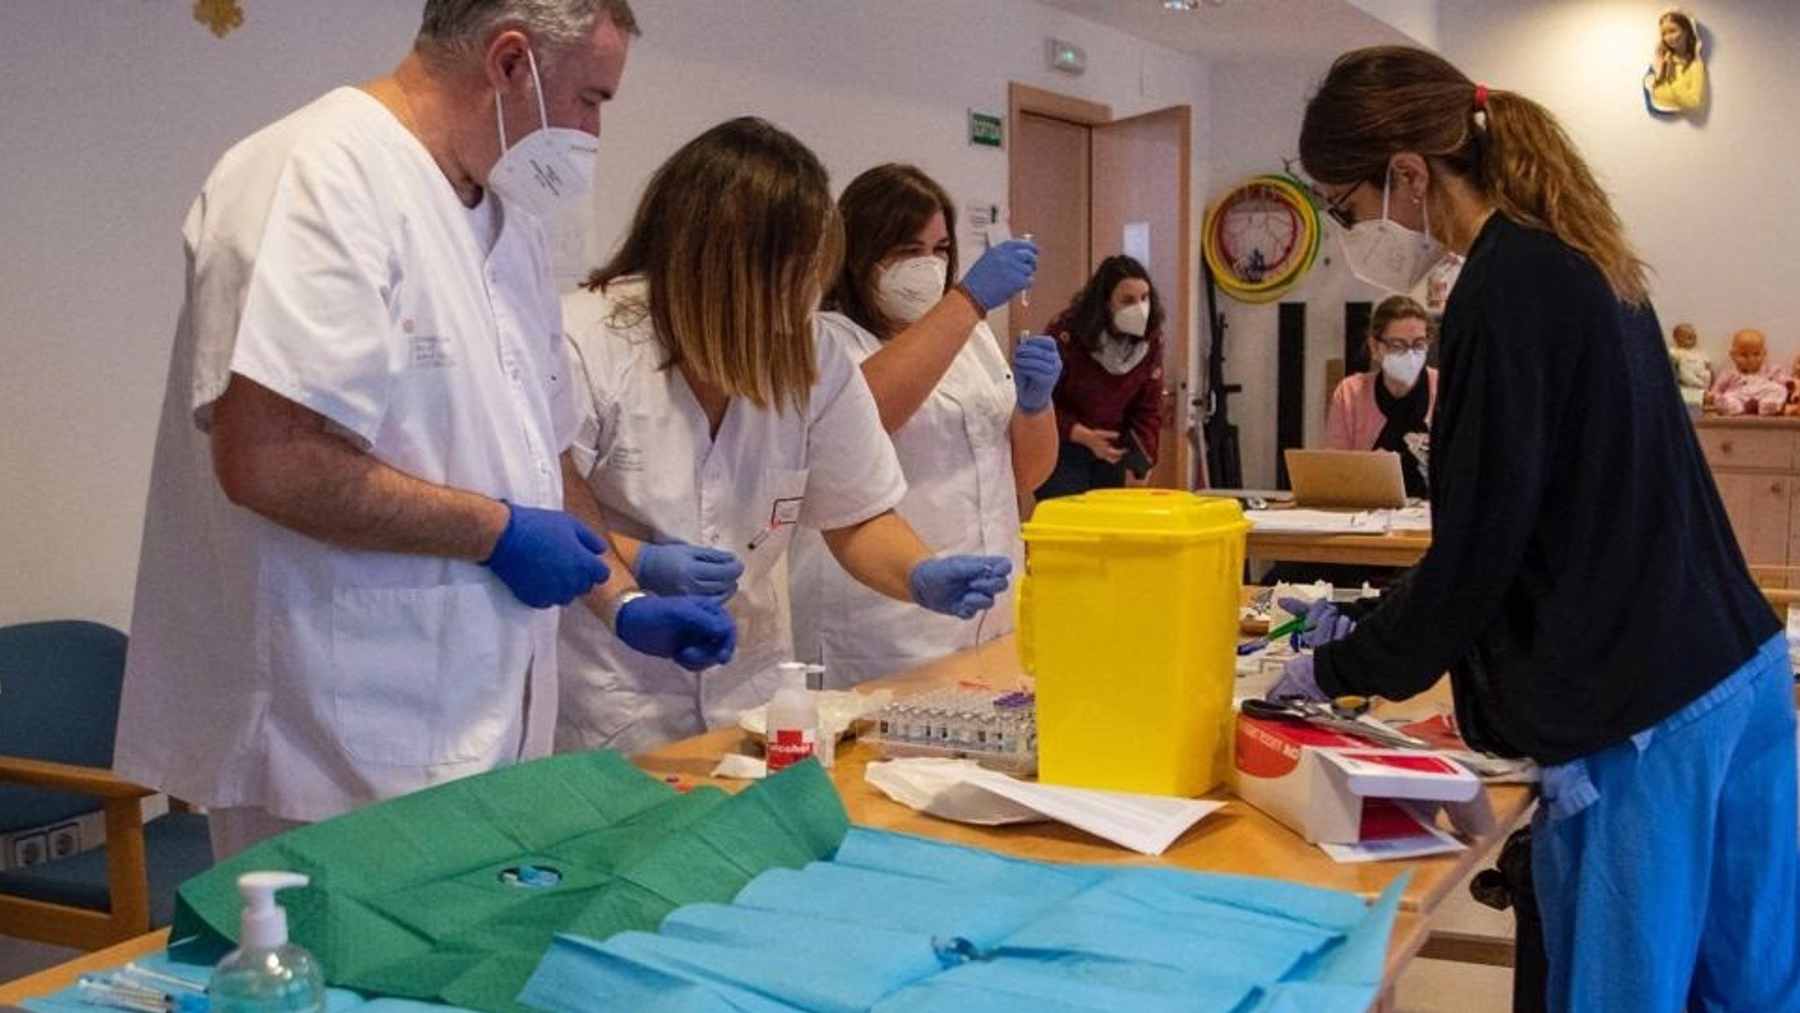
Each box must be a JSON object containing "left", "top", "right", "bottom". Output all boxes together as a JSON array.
[{"left": 1035, "top": 0, "right": 1414, "bottom": 59}]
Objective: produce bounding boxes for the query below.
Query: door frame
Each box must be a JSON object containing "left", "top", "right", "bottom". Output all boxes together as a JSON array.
[
  {"left": 1007, "top": 83, "right": 1111, "bottom": 332},
  {"left": 1007, "top": 82, "right": 1195, "bottom": 490}
]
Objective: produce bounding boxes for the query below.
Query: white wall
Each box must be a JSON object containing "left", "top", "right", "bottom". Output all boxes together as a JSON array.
[
  {"left": 1, "top": 2, "right": 422, "bottom": 628},
  {"left": 0, "top": 0, "right": 1212, "bottom": 628},
  {"left": 1204, "top": 54, "right": 1401, "bottom": 490},
  {"left": 1348, "top": 0, "right": 1441, "bottom": 49},
  {"left": 1440, "top": 0, "right": 1800, "bottom": 371}
]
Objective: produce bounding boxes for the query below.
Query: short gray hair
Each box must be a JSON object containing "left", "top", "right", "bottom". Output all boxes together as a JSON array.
[{"left": 416, "top": 0, "right": 639, "bottom": 66}]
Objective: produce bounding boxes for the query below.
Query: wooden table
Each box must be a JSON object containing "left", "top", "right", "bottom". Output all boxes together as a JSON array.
[
  {"left": 4, "top": 636, "right": 1526, "bottom": 1009},
  {"left": 638, "top": 637, "right": 1528, "bottom": 914},
  {"left": 1247, "top": 527, "right": 1431, "bottom": 568},
  {"left": 639, "top": 639, "right": 1530, "bottom": 1008},
  {"left": 0, "top": 928, "right": 171, "bottom": 1004}
]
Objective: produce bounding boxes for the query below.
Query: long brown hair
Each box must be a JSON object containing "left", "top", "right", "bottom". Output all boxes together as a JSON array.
[
  {"left": 827, "top": 164, "right": 959, "bottom": 340},
  {"left": 1060, "top": 255, "right": 1163, "bottom": 353},
  {"left": 1299, "top": 46, "right": 1649, "bottom": 305},
  {"left": 586, "top": 116, "right": 841, "bottom": 413},
  {"left": 1655, "top": 12, "right": 1699, "bottom": 85}
]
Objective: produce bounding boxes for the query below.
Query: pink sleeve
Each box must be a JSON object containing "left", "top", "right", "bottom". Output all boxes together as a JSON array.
[{"left": 1324, "top": 378, "right": 1357, "bottom": 450}]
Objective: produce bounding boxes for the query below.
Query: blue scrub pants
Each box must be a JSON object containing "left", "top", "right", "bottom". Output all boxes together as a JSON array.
[{"left": 1532, "top": 635, "right": 1800, "bottom": 1012}]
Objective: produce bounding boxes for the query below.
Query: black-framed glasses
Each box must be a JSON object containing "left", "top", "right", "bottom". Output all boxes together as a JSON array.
[
  {"left": 1282, "top": 158, "right": 1362, "bottom": 230},
  {"left": 1375, "top": 336, "right": 1432, "bottom": 355},
  {"left": 1320, "top": 184, "right": 1362, "bottom": 230}
]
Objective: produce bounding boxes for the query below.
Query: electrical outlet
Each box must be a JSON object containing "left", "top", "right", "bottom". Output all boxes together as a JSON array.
[
  {"left": 48, "top": 822, "right": 81, "bottom": 859},
  {"left": 11, "top": 832, "right": 48, "bottom": 868}
]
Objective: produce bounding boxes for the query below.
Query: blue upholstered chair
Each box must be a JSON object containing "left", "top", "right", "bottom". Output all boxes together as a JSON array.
[{"left": 0, "top": 621, "right": 213, "bottom": 949}]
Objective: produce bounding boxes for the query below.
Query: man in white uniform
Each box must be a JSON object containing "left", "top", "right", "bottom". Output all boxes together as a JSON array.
[{"left": 115, "top": 0, "right": 731, "bottom": 860}]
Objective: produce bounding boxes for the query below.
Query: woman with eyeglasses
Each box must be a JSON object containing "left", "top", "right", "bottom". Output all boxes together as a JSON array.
[
  {"left": 1324, "top": 293, "right": 1436, "bottom": 497},
  {"left": 1274, "top": 46, "right": 1796, "bottom": 1011}
]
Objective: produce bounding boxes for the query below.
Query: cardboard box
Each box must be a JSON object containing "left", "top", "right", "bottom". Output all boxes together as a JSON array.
[{"left": 1234, "top": 713, "right": 1488, "bottom": 847}]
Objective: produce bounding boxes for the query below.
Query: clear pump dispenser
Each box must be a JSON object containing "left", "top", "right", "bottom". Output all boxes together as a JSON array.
[{"left": 209, "top": 872, "right": 325, "bottom": 1013}]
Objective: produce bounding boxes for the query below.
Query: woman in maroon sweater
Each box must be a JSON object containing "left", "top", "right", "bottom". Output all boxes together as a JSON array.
[{"left": 1035, "top": 255, "right": 1165, "bottom": 499}]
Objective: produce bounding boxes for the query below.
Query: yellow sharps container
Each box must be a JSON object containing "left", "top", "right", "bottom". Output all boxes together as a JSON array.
[{"left": 1019, "top": 489, "right": 1248, "bottom": 796}]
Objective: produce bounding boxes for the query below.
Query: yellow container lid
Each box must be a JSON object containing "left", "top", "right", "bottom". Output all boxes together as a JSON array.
[{"left": 1023, "top": 489, "right": 1248, "bottom": 540}]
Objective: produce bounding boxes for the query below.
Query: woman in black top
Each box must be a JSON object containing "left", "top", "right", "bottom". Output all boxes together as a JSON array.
[{"left": 1277, "top": 47, "right": 1796, "bottom": 1012}]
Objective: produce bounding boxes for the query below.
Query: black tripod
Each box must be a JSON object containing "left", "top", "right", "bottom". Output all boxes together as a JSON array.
[{"left": 1199, "top": 255, "right": 1242, "bottom": 489}]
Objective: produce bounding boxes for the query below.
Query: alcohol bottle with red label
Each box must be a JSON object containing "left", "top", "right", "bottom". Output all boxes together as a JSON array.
[{"left": 765, "top": 662, "right": 822, "bottom": 773}]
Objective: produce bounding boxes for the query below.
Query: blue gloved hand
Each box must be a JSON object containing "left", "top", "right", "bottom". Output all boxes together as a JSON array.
[
  {"left": 635, "top": 541, "right": 745, "bottom": 600},
  {"left": 482, "top": 502, "right": 611, "bottom": 609},
  {"left": 1277, "top": 596, "right": 1356, "bottom": 650},
  {"left": 1011, "top": 335, "right": 1062, "bottom": 415},
  {"left": 959, "top": 239, "right": 1038, "bottom": 312},
  {"left": 616, "top": 596, "right": 738, "bottom": 672},
  {"left": 909, "top": 555, "right": 1013, "bottom": 619},
  {"left": 1267, "top": 654, "right": 1329, "bottom": 702}
]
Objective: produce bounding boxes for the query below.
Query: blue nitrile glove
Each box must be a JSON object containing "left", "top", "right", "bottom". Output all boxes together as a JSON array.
[
  {"left": 959, "top": 239, "right": 1038, "bottom": 312},
  {"left": 1267, "top": 654, "right": 1330, "bottom": 702},
  {"left": 635, "top": 541, "right": 745, "bottom": 600},
  {"left": 617, "top": 596, "right": 738, "bottom": 672},
  {"left": 1278, "top": 596, "right": 1356, "bottom": 650},
  {"left": 1012, "top": 335, "right": 1062, "bottom": 415},
  {"left": 909, "top": 555, "right": 1014, "bottom": 620},
  {"left": 482, "top": 502, "right": 611, "bottom": 608}
]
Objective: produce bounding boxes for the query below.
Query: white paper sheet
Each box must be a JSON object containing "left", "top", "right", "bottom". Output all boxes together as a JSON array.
[
  {"left": 1389, "top": 505, "right": 1433, "bottom": 531},
  {"left": 865, "top": 759, "right": 1224, "bottom": 855},
  {"left": 1245, "top": 509, "right": 1389, "bottom": 534},
  {"left": 1247, "top": 507, "right": 1433, "bottom": 535}
]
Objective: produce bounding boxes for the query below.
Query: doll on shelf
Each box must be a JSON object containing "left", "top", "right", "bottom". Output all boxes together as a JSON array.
[
  {"left": 1668, "top": 323, "right": 1711, "bottom": 409},
  {"left": 1708, "top": 329, "right": 1787, "bottom": 416}
]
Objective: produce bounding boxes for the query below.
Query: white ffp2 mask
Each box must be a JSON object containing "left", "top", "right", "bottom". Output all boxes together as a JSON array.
[
  {"left": 1112, "top": 300, "right": 1150, "bottom": 337},
  {"left": 875, "top": 256, "right": 949, "bottom": 324},
  {"left": 1381, "top": 348, "right": 1428, "bottom": 389},
  {"left": 1337, "top": 166, "right": 1445, "bottom": 295},
  {"left": 486, "top": 48, "right": 596, "bottom": 222}
]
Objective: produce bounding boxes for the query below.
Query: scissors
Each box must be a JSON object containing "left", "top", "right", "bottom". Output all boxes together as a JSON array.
[{"left": 1240, "top": 695, "right": 1432, "bottom": 750}]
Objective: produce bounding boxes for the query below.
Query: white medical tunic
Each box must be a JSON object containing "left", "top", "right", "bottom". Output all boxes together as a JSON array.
[
  {"left": 790, "top": 312, "right": 1023, "bottom": 688},
  {"left": 113, "top": 88, "right": 578, "bottom": 821},
  {"left": 556, "top": 280, "right": 907, "bottom": 754}
]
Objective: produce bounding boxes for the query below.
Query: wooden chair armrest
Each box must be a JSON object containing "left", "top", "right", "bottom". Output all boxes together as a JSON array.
[{"left": 0, "top": 756, "right": 156, "bottom": 799}]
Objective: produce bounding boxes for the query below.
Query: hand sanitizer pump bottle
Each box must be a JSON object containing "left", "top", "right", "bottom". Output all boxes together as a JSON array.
[{"left": 210, "top": 872, "right": 326, "bottom": 1012}]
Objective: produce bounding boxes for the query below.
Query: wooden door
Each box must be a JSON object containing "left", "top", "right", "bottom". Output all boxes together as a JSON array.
[
  {"left": 1009, "top": 111, "right": 1090, "bottom": 338},
  {"left": 1714, "top": 471, "right": 1793, "bottom": 584},
  {"left": 1091, "top": 106, "right": 1191, "bottom": 489}
]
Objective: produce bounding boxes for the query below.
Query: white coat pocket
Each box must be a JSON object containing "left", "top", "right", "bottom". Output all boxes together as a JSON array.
[{"left": 330, "top": 583, "right": 510, "bottom": 766}]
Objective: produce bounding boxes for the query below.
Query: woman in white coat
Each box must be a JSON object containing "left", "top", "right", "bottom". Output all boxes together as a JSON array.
[
  {"left": 791, "top": 164, "right": 1059, "bottom": 688},
  {"left": 557, "top": 122, "right": 1013, "bottom": 754}
]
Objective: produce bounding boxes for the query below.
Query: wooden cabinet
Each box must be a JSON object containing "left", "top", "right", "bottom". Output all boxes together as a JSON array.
[{"left": 1697, "top": 417, "right": 1800, "bottom": 587}]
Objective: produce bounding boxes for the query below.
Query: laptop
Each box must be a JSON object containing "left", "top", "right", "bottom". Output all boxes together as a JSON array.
[{"left": 1283, "top": 449, "right": 1407, "bottom": 509}]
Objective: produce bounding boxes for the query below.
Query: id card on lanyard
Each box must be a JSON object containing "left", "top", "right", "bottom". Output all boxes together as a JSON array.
[{"left": 747, "top": 497, "right": 804, "bottom": 551}]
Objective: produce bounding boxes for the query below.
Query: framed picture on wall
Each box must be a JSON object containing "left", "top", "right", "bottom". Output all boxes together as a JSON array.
[{"left": 1644, "top": 8, "right": 1707, "bottom": 115}]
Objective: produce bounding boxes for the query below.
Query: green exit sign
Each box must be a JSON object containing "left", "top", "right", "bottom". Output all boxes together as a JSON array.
[{"left": 969, "top": 111, "right": 1003, "bottom": 148}]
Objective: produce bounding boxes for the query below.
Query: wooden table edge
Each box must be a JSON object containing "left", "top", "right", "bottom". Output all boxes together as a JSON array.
[{"left": 0, "top": 928, "right": 170, "bottom": 1003}]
